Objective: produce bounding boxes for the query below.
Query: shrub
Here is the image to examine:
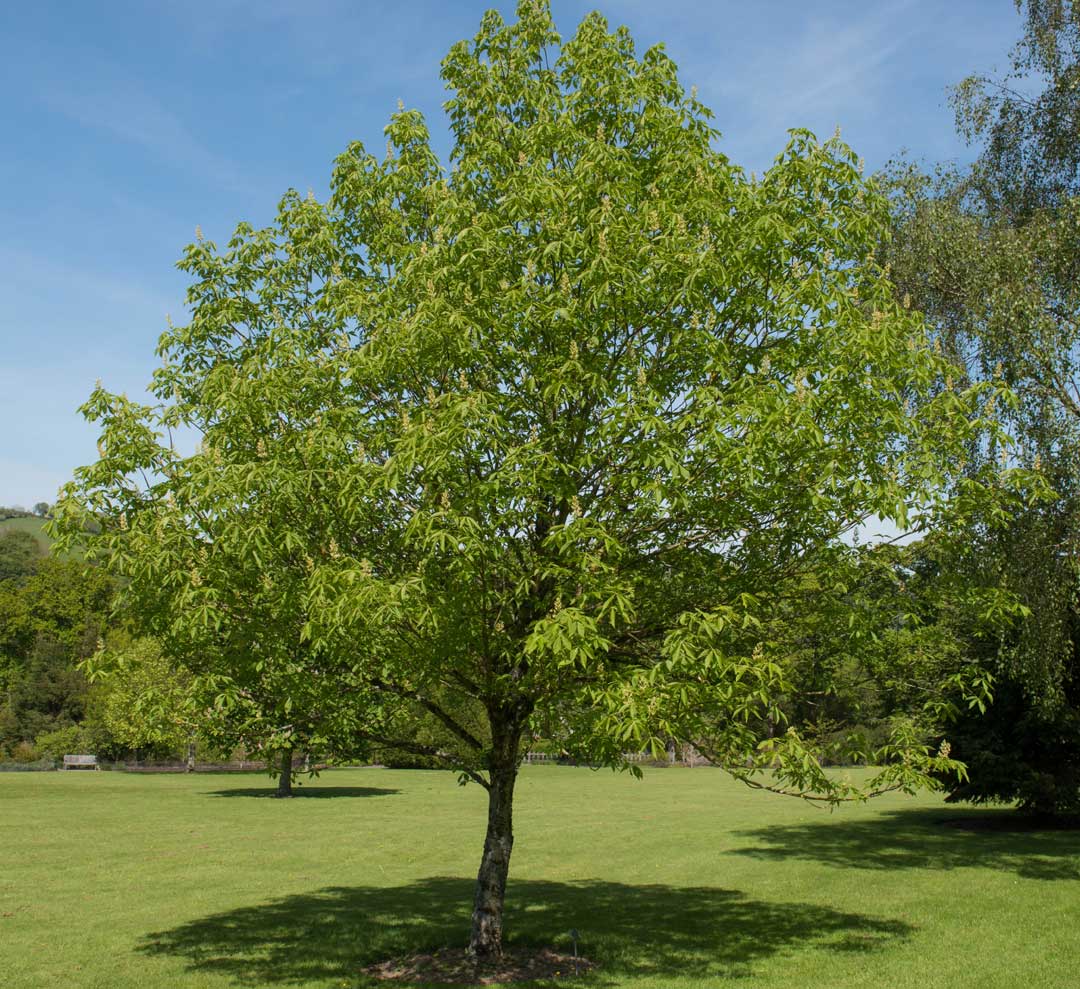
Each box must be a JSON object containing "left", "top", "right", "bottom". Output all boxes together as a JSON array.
[
  {"left": 33, "top": 725, "right": 86, "bottom": 762},
  {"left": 945, "top": 676, "right": 1080, "bottom": 818},
  {"left": 10, "top": 740, "right": 40, "bottom": 763}
]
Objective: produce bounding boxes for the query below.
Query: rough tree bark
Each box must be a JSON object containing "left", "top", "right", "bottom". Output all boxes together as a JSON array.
[
  {"left": 275, "top": 748, "right": 293, "bottom": 798},
  {"left": 185, "top": 736, "right": 196, "bottom": 773},
  {"left": 468, "top": 720, "right": 523, "bottom": 961}
]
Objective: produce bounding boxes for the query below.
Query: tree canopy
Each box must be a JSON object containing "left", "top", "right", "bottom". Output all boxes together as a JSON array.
[
  {"left": 54, "top": 0, "right": 1017, "bottom": 958},
  {"left": 0, "top": 558, "right": 113, "bottom": 753},
  {"left": 882, "top": 0, "right": 1080, "bottom": 815},
  {"left": 953, "top": 0, "right": 1080, "bottom": 216}
]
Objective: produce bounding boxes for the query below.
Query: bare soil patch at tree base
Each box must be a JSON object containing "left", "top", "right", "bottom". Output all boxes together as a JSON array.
[{"left": 362, "top": 946, "right": 596, "bottom": 984}]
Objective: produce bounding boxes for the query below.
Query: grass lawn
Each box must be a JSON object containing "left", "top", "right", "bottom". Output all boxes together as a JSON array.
[{"left": 2, "top": 766, "right": 1078, "bottom": 989}]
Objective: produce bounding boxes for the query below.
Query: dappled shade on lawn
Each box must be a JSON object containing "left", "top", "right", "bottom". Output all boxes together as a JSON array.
[
  {"left": 138, "top": 877, "right": 912, "bottom": 986},
  {"left": 727, "top": 806, "right": 1080, "bottom": 882}
]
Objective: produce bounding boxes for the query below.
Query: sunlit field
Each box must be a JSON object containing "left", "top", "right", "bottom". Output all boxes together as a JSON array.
[{"left": 3, "top": 766, "right": 1078, "bottom": 988}]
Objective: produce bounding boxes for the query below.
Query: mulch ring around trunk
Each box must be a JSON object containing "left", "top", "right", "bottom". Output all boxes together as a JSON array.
[{"left": 362, "top": 946, "right": 596, "bottom": 984}]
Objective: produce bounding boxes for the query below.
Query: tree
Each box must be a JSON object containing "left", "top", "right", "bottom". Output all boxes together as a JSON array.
[
  {"left": 84, "top": 637, "right": 206, "bottom": 768},
  {"left": 33, "top": 503, "right": 51, "bottom": 518},
  {"left": 0, "top": 530, "right": 43, "bottom": 583},
  {"left": 952, "top": 0, "right": 1080, "bottom": 217},
  {"left": 883, "top": 1, "right": 1080, "bottom": 816},
  {"left": 59, "top": 440, "right": 380, "bottom": 791},
  {"left": 55, "top": 2, "right": 1006, "bottom": 960},
  {"left": 0, "top": 559, "right": 113, "bottom": 753}
]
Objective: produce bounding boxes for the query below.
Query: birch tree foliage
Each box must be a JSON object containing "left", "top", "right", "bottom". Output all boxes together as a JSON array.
[
  {"left": 54, "top": 2, "right": 1011, "bottom": 798},
  {"left": 882, "top": 1, "right": 1079, "bottom": 711},
  {"left": 881, "top": 1, "right": 1080, "bottom": 815},
  {"left": 952, "top": 0, "right": 1080, "bottom": 216}
]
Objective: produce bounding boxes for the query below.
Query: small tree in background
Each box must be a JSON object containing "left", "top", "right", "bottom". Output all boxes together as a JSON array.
[
  {"left": 55, "top": 1, "right": 1024, "bottom": 960},
  {"left": 84, "top": 635, "right": 370, "bottom": 789},
  {"left": 60, "top": 434, "right": 383, "bottom": 792},
  {"left": 84, "top": 638, "right": 204, "bottom": 769}
]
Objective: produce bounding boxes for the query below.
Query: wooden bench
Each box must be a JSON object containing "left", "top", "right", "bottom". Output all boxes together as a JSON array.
[{"left": 62, "top": 754, "right": 99, "bottom": 771}]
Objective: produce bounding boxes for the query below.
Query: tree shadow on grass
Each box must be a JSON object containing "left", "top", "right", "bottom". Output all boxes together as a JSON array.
[
  {"left": 138, "top": 876, "right": 913, "bottom": 987},
  {"left": 205, "top": 786, "right": 400, "bottom": 800},
  {"left": 727, "top": 806, "right": 1080, "bottom": 882}
]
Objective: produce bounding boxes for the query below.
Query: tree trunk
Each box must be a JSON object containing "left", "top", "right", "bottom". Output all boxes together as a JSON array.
[
  {"left": 185, "top": 736, "right": 196, "bottom": 773},
  {"left": 469, "top": 735, "right": 521, "bottom": 961},
  {"left": 275, "top": 748, "right": 293, "bottom": 798}
]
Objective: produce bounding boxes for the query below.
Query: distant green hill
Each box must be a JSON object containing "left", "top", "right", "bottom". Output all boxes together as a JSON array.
[
  {"left": 0, "top": 513, "right": 98, "bottom": 563},
  {"left": 0, "top": 516, "right": 91, "bottom": 565},
  {"left": 0, "top": 515, "right": 53, "bottom": 553}
]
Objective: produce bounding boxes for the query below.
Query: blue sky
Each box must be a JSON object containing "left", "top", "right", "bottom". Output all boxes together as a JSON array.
[{"left": 0, "top": 0, "right": 1024, "bottom": 509}]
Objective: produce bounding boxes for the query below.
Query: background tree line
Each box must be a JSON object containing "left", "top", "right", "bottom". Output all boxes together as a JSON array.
[{"left": 0, "top": 515, "right": 369, "bottom": 792}]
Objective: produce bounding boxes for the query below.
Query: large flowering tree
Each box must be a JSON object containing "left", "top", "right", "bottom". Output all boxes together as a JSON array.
[{"left": 54, "top": 1, "right": 1014, "bottom": 960}]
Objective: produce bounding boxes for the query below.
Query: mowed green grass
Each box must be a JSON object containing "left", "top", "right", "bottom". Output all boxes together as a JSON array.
[{"left": 2, "top": 767, "right": 1078, "bottom": 989}]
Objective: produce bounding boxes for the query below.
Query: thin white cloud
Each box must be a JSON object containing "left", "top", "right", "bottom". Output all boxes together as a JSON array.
[
  {"left": 776, "top": 1, "right": 923, "bottom": 111},
  {"left": 679, "top": 0, "right": 928, "bottom": 162},
  {"left": 33, "top": 73, "right": 245, "bottom": 191},
  {"left": 0, "top": 245, "right": 176, "bottom": 326}
]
